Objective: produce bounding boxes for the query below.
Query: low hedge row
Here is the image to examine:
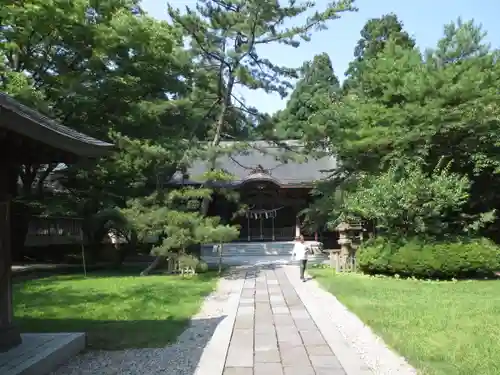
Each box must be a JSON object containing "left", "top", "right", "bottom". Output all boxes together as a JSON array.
[{"left": 357, "top": 237, "right": 500, "bottom": 279}]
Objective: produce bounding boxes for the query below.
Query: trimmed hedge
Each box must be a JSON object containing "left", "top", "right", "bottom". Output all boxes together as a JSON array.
[{"left": 357, "top": 237, "right": 500, "bottom": 279}]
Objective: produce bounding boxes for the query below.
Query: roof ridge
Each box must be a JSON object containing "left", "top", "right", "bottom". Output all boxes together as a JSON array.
[{"left": 0, "top": 92, "right": 113, "bottom": 147}]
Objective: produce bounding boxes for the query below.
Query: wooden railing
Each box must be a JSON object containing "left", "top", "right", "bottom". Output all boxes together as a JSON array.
[
  {"left": 24, "top": 216, "right": 84, "bottom": 247},
  {"left": 27, "top": 216, "right": 83, "bottom": 237}
]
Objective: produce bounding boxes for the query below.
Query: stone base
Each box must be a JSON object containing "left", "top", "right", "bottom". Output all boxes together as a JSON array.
[
  {"left": 0, "top": 333, "right": 85, "bottom": 375},
  {"left": 0, "top": 324, "right": 22, "bottom": 353}
]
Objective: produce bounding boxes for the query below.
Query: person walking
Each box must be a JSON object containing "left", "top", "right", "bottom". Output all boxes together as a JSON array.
[{"left": 291, "top": 235, "right": 309, "bottom": 282}]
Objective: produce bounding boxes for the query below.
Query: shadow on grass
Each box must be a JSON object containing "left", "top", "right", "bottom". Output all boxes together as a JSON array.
[
  {"left": 13, "top": 265, "right": 219, "bottom": 283},
  {"left": 13, "top": 272, "right": 219, "bottom": 350},
  {"left": 12, "top": 264, "right": 149, "bottom": 283}
]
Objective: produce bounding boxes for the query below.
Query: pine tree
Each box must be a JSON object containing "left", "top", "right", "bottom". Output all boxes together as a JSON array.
[
  {"left": 116, "top": 136, "right": 241, "bottom": 275},
  {"left": 168, "top": 0, "right": 356, "bottom": 214}
]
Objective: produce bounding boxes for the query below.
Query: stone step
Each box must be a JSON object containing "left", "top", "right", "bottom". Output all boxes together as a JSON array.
[
  {"left": 201, "top": 253, "right": 328, "bottom": 267},
  {"left": 200, "top": 241, "right": 324, "bottom": 262},
  {"left": 201, "top": 244, "right": 294, "bottom": 256},
  {"left": 1, "top": 333, "right": 85, "bottom": 375}
]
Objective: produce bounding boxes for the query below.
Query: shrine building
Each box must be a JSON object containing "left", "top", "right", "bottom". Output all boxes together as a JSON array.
[{"left": 170, "top": 140, "right": 337, "bottom": 265}]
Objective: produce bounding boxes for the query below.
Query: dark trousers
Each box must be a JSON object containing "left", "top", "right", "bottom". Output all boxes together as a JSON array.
[{"left": 299, "top": 259, "right": 307, "bottom": 279}]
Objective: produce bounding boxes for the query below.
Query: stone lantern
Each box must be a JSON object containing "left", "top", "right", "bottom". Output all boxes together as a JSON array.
[
  {"left": 335, "top": 221, "right": 363, "bottom": 271},
  {"left": 336, "top": 222, "right": 354, "bottom": 260}
]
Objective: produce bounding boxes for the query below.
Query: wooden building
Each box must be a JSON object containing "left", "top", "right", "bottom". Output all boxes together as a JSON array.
[
  {"left": 0, "top": 93, "right": 112, "bottom": 351},
  {"left": 170, "top": 140, "right": 337, "bottom": 265}
]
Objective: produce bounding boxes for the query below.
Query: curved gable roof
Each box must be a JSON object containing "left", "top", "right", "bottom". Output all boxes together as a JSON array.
[
  {"left": 173, "top": 140, "right": 336, "bottom": 187},
  {"left": 0, "top": 93, "right": 113, "bottom": 158}
]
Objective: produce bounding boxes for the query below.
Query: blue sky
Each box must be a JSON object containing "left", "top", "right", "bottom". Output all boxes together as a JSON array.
[{"left": 141, "top": 0, "right": 500, "bottom": 114}]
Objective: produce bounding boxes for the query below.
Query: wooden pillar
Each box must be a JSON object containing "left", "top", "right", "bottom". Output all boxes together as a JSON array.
[
  {"left": 271, "top": 203, "right": 275, "bottom": 241},
  {"left": 271, "top": 214, "right": 275, "bottom": 241},
  {"left": 0, "top": 162, "right": 21, "bottom": 351},
  {"left": 259, "top": 215, "right": 263, "bottom": 240},
  {"left": 295, "top": 216, "right": 301, "bottom": 238}
]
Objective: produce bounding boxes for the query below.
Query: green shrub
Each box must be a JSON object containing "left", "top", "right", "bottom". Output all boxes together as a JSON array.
[
  {"left": 196, "top": 260, "right": 209, "bottom": 273},
  {"left": 177, "top": 254, "right": 200, "bottom": 270},
  {"left": 357, "top": 237, "right": 500, "bottom": 279}
]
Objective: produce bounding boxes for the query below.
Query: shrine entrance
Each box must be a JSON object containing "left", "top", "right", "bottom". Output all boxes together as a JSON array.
[
  {"left": 236, "top": 170, "right": 306, "bottom": 241},
  {"left": 245, "top": 202, "right": 285, "bottom": 241}
]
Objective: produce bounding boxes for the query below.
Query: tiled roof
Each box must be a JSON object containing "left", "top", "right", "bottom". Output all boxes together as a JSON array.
[
  {"left": 0, "top": 92, "right": 113, "bottom": 157},
  {"left": 173, "top": 140, "right": 336, "bottom": 187}
]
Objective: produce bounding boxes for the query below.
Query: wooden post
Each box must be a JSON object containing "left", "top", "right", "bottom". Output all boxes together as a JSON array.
[
  {"left": 271, "top": 214, "right": 275, "bottom": 241},
  {"left": 260, "top": 215, "right": 263, "bottom": 240},
  {"left": 328, "top": 249, "right": 341, "bottom": 272},
  {"left": 0, "top": 162, "right": 22, "bottom": 351},
  {"left": 247, "top": 213, "right": 250, "bottom": 241}
]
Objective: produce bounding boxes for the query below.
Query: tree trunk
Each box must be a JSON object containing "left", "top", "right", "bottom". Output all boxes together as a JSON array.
[
  {"left": 200, "top": 73, "right": 235, "bottom": 216},
  {"left": 140, "top": 255, "right": 163, "bottom": 276},
  {"left": 12, "top": 164, "right": 55, "bottom": 261},
  {"left": 113, "top": 233, "right": 137, "bottom": 268},
  {"left": 36, "top": 163, "right": 56, "bottom": 197},
  {"left": 218, "top": 242, "right": 223, "bottom": 274},
  {"left": 11, "top": 165, "right": 36, "bottom": 261}
]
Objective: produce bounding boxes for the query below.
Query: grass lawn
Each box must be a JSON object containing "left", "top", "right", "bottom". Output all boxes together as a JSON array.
[
  {"left": 13, "top": 269, "right": 218, "bottom": 350},
  {"left": 310, "top": 268, "right": 500, "bottom": 375}
]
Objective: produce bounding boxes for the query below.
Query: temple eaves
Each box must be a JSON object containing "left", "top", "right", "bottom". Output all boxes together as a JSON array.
[
  {"left": 170, "top": 140, "right": 337, "bottom": 187},
  {"left": 0, "top": 92, "right": 114, "bottom": 158}
]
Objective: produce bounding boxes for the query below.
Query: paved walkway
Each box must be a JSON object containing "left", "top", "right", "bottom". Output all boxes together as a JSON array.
[
  {"left": 196, "top": 265, "right": 375, "bottom": 375},
  {"left": 50, "top": 264, "right": 414, "bottom": 375}
]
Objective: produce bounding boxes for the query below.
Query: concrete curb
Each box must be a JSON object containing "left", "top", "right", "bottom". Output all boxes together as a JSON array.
[
  {"left": 287, "top": 267, "right": 417, "bottom": 375},
  {"left": 193, "top": 271, "right": 245, "bottom": 375}
]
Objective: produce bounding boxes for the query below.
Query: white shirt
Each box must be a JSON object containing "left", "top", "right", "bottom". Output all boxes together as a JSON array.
[{"left": 292, "top": 242, "right": 309, "bottom": 261}]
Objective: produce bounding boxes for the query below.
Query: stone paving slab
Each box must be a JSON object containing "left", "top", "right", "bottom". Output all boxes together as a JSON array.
[
  {"left": 190, "top": 264, "right": 382, "bottom": 375},
  {"left": 284, "top": 266, "right": 375, "bottom": 375},
  {"left": 222, "top": 266, "right": 357, "bottom": 375}
]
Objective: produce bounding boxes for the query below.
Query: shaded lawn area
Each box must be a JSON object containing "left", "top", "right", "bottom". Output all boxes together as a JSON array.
[
  {"left": 310, "top": 269, "right": 500, "bottom": 375},
  {"left": 13, "top": 269, "right": 218, "bottom": 350}
]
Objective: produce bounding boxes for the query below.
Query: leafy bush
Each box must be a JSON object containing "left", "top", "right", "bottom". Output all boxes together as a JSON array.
[
  {"left": 357, "top": 237, "right": 500, "bottom": 279},
  {"left": 342, "top": 161, "right": 472, "bottom": 238},
  {"left": 196, "top": 260, "right": 209, "bottom": 273},
  {"left": 177, "top": 254, "right": 200, "bottom": 271}
]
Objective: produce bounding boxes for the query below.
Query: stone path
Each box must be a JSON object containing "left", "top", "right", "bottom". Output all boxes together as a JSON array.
[
  {"left": 219, "top": 266, "right": 363, "bottom": 375},
  {"left": 52, "top": 264, "right": 412, "bottom": 375}
]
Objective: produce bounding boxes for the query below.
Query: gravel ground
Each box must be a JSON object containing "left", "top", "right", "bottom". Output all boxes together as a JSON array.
[{"left": 51, "top": 276, "right": 239, "bottom": 375}]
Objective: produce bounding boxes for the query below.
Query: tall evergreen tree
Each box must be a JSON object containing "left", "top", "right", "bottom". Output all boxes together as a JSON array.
[
  {"left": 308, "top": 18, "right": 500, "bottom": 236},
  {"left": 278, "top": 53, "right": 340, "bottom": 139},
  {"left": 0, "top": 0, "right": 199, "bottom": 253},
  {"left": 344, "top": 13, "right": 415, "bottom": 92}
]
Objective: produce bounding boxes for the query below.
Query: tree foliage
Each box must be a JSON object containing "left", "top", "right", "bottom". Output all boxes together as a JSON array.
[
  {"left": 343, "top": 13, "right": 415, "bottom": 91},
  {"left": 278, "top": 53, "right": 341, "bottom": 139},
  {"left": 168, "top": 0, "right": 356, "bottom": 215},
  {"left": 291, "top": 17, "right": 500, "bottom": 243},
  {"left": 342, "top": 162, "right": 471, "bottom": 238}
]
